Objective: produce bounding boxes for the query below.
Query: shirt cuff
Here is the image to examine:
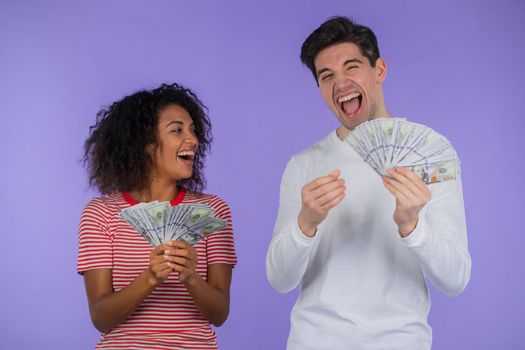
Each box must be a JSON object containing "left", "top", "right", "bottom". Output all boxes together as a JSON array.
[
  {"left": 400, "top": 206, "right": 429, "bottom": 248},
  {"left": 291, "top": 219, "right": 317, "bottom": 247}
]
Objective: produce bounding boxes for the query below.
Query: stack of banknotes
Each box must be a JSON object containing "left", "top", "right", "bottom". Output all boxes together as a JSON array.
[
  {"left": 120, "top": 202, "right": 227, "bottom": 246},
  {"left": 345, "top": 118, "right": 460, "bottom": 184}
]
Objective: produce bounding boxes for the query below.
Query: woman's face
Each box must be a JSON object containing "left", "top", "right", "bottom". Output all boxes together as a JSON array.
[{"left": 151, "top": 104, "right": 198, "bottom": 183}]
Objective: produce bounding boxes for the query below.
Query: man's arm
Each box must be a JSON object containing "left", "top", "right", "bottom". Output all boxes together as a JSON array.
[
  {"left": 266, "top": 159, "right": 345, "bottom": 293},
  {"left": 384, "top": 168, "right": 471, "bottom": 296}
]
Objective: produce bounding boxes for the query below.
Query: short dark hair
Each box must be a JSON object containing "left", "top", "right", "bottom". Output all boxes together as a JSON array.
[
  {"left": 300, "top": 16, "right": 380, "bottom": 83},
  {"left": 83, "top": 83, "right": 212, "bottom": 195}
]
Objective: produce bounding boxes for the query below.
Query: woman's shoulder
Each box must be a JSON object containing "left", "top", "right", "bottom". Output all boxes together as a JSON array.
[
  {"left": 82, "top": 192, "right": 127, "bottom": 216},
  {"left": 184, "top": 191, "right": 231, "bottom": 211}
]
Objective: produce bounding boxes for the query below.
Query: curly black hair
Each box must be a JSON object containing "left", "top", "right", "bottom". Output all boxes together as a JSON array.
[
  {"left": 83, "top": 83, "right": 212, "bottom": 195},
  {"left": 301, "top": 16, "right": 380, "bottom": 84}
]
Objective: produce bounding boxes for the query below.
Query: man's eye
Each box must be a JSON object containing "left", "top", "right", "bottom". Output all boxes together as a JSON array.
[
  {"left": 347, "top": 66, "right": 358, "bottom": 71},
  {"left": 321, "top": 74, "right": 333, "bottom": 81}
]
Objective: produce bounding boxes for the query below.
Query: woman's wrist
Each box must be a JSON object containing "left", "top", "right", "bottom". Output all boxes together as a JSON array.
[
  {"left": 143, "top": 268, "right": 162, "bottom": 288},
  {"left": 183, "top": 272, "right": 201, "bottom": 289}
]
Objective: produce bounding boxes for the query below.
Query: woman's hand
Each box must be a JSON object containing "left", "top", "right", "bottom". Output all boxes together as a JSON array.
[
  {"left": 163, "top": 240, "right": 198, "bottom": 285},
  {"left": 148, "top": 243, "right": 174, "bottom": 285}
]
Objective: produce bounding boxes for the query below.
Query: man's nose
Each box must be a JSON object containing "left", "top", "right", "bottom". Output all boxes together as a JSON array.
[{"left": 334, "top": 74, "right": 352, "bottom": 92}]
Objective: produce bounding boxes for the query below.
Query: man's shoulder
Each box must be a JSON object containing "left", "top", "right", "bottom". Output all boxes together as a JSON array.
[{"left": 291, "top": 132, "right": 335, "bottom": 164}]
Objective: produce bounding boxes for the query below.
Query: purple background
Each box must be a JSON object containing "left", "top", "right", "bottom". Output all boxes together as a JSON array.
[{"left": 1, "top": 0, "right": 523, "bottom": 348}]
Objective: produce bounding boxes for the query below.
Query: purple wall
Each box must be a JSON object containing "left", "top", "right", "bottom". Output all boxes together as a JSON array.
[{"left": 1, "top": 0, "right": 523, "bottom": 348}]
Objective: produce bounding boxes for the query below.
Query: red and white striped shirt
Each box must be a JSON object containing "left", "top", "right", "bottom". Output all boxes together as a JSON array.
[{"left": 77, "top": 189, "right": 237, "bottom": 349}]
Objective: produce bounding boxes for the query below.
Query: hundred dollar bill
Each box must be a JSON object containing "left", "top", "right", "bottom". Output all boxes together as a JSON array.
[
  {"left": 406, "top": 160, "right": 458, "bottom": 184},
  {"left": 144, "top": 201, "right": 170, "bottom": 241},
  {"left": 187, "top": 205, "right": 215, "bottom": 225},
  {"left": 175, "top": 217, "right": 228, "bottom": 245},
  {"left": 120, "top": 202, "right": 224, "bottom": 246},
  {"left": 346, "top": 118, "right": 461, "bottom": 183}
]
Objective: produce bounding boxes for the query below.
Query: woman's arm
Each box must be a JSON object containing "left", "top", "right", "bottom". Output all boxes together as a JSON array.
[
  {"left": 185, "top": 264, "right": 232, "bottom": 326},
  {"left": 83, "top": 244, "right": 173, "bottom": 333},
  {"left": 166, "top": 240, "right": 233, "bottom": 327}
]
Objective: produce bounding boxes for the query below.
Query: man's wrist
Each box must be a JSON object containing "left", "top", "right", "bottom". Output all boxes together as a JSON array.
[
  {"left": 297, "top": 210, "right": 321, "bottom": 237},
  {"left": 398, "top": 219, "right": 418, "bottom": 238},
  {"left": 298, "top": 220, "right": 317, "bottom": 237}
]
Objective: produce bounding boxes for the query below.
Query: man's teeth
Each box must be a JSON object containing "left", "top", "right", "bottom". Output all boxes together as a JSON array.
[{"left": 337, "top": 93, "right": 361, "bottom": 103}]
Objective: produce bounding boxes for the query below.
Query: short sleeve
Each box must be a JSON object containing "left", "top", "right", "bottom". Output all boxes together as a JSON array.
[
  {"left": 205, "top": 197, "right": 237, "bottom": 266},
  {"left": 77, "top": 198, "right": 114, "bottom": 274}
]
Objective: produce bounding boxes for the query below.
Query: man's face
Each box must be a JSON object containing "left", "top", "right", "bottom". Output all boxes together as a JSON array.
[{"left": 314, "top": 42, "right": 387, "bottom": 138}]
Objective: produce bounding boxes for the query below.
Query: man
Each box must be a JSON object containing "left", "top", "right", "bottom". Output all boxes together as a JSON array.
[{"left": 266, "top": 16, "right": 471, "bottom": 350}]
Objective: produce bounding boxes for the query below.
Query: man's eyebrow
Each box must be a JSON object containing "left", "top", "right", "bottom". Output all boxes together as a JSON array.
[
  {"left": 344, "top": 58, "right": 364, "bottom": 65},
  {"left": 316, "top": 58, "right": 365, "bottom": 77},
  {"left": 316, "top": 67, "right": 332, "bottom": 78}
]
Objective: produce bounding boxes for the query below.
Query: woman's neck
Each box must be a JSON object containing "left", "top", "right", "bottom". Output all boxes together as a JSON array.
[{"left": 130, "top": 178, "right": 178, "bottom": 203}]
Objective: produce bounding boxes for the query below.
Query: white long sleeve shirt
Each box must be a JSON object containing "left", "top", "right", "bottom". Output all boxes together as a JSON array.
[{"left": 266, "top": 130, "right": 471, "bottom": 350}]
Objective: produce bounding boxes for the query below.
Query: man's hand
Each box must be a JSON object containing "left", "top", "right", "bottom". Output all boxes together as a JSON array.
[
  {"left": 297, "top": 169, "right": 346, "bottom": 237},
  {"left": 382, "top": 167, "right": 431, "bottom": 237}
]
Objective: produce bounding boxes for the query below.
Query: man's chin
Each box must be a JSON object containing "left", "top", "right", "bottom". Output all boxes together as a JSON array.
[{"left": 340, "top": 114, "right": 367, "bottom": 130}]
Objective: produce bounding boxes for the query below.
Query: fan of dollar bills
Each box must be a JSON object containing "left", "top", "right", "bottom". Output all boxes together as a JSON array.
[
  {"left": 120, "top": 202, "right": 227, "bottom": 246},
  {"left": 345, "top": 118, "right": 460, "bottom": 184}
]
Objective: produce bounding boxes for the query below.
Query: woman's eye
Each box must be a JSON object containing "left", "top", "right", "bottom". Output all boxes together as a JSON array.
[{"left": 171, "top": 128, "right": 182, "bottom": 134}]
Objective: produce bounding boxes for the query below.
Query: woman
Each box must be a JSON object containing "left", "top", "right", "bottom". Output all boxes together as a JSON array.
[{"left": 78, "top": 83, "right": 237, "bottom": 349}]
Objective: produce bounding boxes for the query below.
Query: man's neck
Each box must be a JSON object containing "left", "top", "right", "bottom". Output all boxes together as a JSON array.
[{"left": 336, "top": 112, "right": 393, "bottom": 141}]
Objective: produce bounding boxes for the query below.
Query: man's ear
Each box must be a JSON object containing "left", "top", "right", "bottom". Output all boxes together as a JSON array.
[{"left": 375, "top": 57, "right": 387, "bottom": 84}]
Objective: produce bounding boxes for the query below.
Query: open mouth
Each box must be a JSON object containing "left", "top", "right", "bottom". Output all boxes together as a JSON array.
[
  {"left": 177, "top": 150, "right": 195, "bottom": 162},
  {"left": 337, "top": 92, "right": 362, "bottom": 116}
]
